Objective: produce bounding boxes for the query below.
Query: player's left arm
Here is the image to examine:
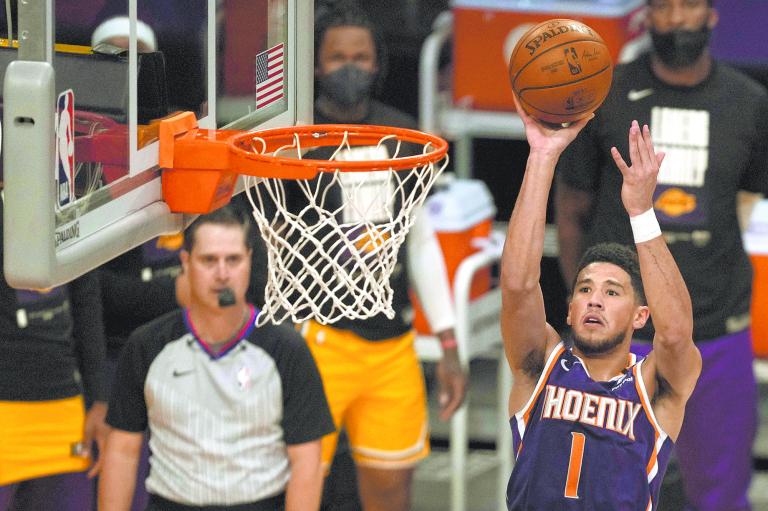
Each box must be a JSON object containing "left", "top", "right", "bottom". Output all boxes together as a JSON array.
[
  {"left": 98, "top": 428, "right": 143, "bottom": 511},
  {"left": 71, "top": 270, "right": 108, "bottom": 402},
  {"left": 70, "top": 270, "right": 110, "bottom": 472},
  {"left": 285, "top": 440, "right": 324, "bottom": 511},
  {"left": 611, "top": 122, "right": 701, "bottom": 439},
  {"left": 407, "top": 209, "right": 466, "bottom": 421},
  {"left": 279, "top": 329, "right": 335, "bottom": 509}
]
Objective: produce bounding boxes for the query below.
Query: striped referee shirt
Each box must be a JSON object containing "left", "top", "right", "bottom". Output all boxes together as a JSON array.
[{"left": 107, "top": 306, "right": 334, "bottom": 506}]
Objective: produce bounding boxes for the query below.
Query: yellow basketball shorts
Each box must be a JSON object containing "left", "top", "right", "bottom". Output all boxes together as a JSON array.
[
  {"left": 0, "top": 396, "right": 89, "bottom": 485},
  {"left": 301, "top": 321, "right": 430, "bottom": 470}
]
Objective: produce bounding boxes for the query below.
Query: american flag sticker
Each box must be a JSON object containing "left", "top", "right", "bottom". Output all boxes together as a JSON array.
[
  {"left": 55, "top": 89, "right": 75, "bottom": 209},
  {"left": 255, "top": 43, "right": 285, "bottom": 110}
]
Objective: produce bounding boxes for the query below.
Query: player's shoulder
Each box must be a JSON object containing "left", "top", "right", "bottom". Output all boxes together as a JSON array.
[
  {"left": 246, "top": 320, "right": 308, "bottom": 355},
  {"left": 129, "top": 308, "right": 185, "bottom": 346},
  {"left": 245, "top": 320, "right": 321, "bottom": 379},
  {"left": 600, "top": 55, "right": 655, "bottom": 110},
  {"left": 368, "top": 100, "right": 417, "bottom": 129},
  {"left": 612, "top": 53, "right": 652, "bottom": 82},
  {"left": 117, "top": 309, "right": 185, "bottom": 370},
  {"left": 714, "top": 61, "right": 768, "bottom": 99}
]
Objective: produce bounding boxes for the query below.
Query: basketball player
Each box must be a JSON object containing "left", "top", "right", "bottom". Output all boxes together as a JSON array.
[
  {"left": 292, "top": 4, "right": 466, "bottom": 510},
  {"left": 503, "top": 97, "right": 701, "bottom": 509},
  {"left": 0, "top": 203, "right": 108, "bottom": 510},
  {"left": 98, "top": 206, "right": 334, "bottom": 511},
  {"left": 555, "top": 1, "right": 768, "bottom": 508}
]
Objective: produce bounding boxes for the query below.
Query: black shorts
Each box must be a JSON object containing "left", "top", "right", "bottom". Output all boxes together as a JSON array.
[{"left": 146, "top": 492, "right": 285, "bottom": 511}]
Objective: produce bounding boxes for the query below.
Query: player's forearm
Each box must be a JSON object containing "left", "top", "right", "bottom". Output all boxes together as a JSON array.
[
  {"left": 71, "top": 272, "right": 108, "bottom": 402},
  {"left": 285, "top": 461, "right": 323, "bottom": 511},
  {"left": 407, "top": 211, "right": 455, "bottom": 333},
  {"left": 98, "top": 451, "right": 139, "bottom": 511},
  {"left": 436, "top": 329, "right": 458, "bottom": 354},
  {"left": 637, "top": 236, "right": 693, "bottom": 346},
  {"left": 502, "top": 152, "right": 559, "bottom": 292}
]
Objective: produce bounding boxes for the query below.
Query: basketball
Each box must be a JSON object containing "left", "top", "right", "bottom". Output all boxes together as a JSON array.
[{"left": 508, "top": 19, "right": 613, "bottom": 124}]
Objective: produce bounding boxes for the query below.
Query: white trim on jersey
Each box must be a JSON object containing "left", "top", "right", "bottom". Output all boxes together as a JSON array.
[
  {"left": 634, "top": 359, "right": 668, "bottom": 438},
  {"left": 634, "top": 359, "right": 670, "bottom": 485}
]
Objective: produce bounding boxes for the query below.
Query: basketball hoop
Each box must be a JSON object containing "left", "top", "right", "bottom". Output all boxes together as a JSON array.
[{"left": 158, "top": 114, "right": 449, "bottom": 325}]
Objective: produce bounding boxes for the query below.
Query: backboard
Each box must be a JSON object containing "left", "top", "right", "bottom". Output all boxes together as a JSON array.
[{"left": 1, "top": 0, "right": 313, "bottom": 289}]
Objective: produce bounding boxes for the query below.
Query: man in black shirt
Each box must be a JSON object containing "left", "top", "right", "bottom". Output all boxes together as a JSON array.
[{"left": 0, "top": 200, "right": 108, "bottom": 510}]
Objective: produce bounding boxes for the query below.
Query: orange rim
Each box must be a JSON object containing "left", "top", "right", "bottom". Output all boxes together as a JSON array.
[{"left": 228, "top": 124, "right": 449, "bottom": 173}]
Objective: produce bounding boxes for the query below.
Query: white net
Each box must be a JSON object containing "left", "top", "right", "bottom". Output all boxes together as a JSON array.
[{"left": 242, "top": 127, "right": 449, "bottom": 325}]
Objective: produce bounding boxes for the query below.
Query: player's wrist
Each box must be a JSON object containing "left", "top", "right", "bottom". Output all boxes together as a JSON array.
[
  {"left": 439, "top": 336, "right": 458, "bottom": 350},
  {"left": 629, "top": 208, "right": 661, "bottom": 243},
  {"left": 527, "top": 148, "right": 562, "bottom": 162}
]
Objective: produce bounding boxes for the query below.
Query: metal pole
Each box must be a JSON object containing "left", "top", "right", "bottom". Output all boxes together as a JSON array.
[{"left": 17, "top": 0, "right": 53, "bottom": 62}]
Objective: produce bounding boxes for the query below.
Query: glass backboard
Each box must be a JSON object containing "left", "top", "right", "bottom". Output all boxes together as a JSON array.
[{"left": 1, "top": 0, "right": 313, "bottom": 289}]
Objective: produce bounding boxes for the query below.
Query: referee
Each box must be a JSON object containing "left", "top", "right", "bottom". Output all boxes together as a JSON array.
[{"left": 98, "top": 206, "right": 334, "bottom": 511}]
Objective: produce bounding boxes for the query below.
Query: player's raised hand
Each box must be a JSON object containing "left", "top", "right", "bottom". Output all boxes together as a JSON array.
[
  {"left": 512, "top": 93, "right": 592, "bottom": 158},
  {"left": 611, "top": 121, "right": 666, "bottom": 217}
]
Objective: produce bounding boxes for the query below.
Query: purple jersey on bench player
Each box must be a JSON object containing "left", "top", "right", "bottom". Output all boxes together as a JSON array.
[{"left": 507, "top": 342, "right": 673, "bottom": 511}]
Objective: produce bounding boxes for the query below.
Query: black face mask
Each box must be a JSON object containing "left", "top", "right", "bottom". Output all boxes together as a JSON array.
[
  {"left": 318, "top": 64, "right": 375, "bottom": 108},
  {"left": 650, "top": 25, "right": 711, "bottom": 69}
]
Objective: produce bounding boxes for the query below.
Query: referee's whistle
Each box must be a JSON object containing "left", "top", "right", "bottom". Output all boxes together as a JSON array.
[{"left": 218, "top": 288, "right": 236, "bottom": 307}]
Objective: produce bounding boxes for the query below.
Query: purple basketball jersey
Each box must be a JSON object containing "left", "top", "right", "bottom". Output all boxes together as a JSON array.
[{"left": 507, "top": 342, "right": 673, "bottom": 510}]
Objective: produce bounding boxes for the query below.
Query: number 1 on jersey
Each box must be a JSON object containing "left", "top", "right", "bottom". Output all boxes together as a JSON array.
[{"left": 565, "top": 432, "right": 585, "bottom": 499}]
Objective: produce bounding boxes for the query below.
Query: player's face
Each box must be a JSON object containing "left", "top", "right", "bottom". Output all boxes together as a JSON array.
[
  {"left": 567, "top": 262, "right": 648, "bottom": 355},
  {"left": 646, "top": 0, "right": 716, "bottom": 33},
  {"left": 316, "top": 26, "right": 378, "bottom": 77},
  {"left": 181, "top": 224, "right": 252, "bottom": 311}
]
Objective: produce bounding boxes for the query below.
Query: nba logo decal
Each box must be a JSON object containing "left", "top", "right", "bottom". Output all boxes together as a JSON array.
[
  {"left": 565, "top": 47, "right": 582, "bottom": 75},
  {"left": 55, "top": 89, "right": 75, "bottom": 209}
]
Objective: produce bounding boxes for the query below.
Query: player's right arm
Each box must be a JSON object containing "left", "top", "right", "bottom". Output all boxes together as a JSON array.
[
  {"left": 285, "top": 440, "right": 324, "bottom": 511},
  {"left": 98, "top": 326, "right": 152, "bottom": 509},
  {"left": 502, "top": 98, "right": 591, "bottom": 411},
  {"left": 98, "top": 429, "right": 143, "bottom": 511}
]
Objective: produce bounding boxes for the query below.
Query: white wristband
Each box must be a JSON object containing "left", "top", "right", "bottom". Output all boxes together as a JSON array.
[{"left": 629, "top": 208, "right": 662, "bottom": 243}]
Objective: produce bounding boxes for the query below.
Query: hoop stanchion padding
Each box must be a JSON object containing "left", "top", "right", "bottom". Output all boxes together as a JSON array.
[{"left": 158, "top": 114, "right": 450, "bottom": 325}]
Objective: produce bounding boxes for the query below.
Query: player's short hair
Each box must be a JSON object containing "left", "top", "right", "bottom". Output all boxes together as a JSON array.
[
  {"left": 183, "top": 205, "right": 253, "bottom": 253},
  {"left": 572, "top": 242, "right": 647, "bottom": 305},
  {"left": 314, "top": 1, "right": 388, "bottom": 88}
]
